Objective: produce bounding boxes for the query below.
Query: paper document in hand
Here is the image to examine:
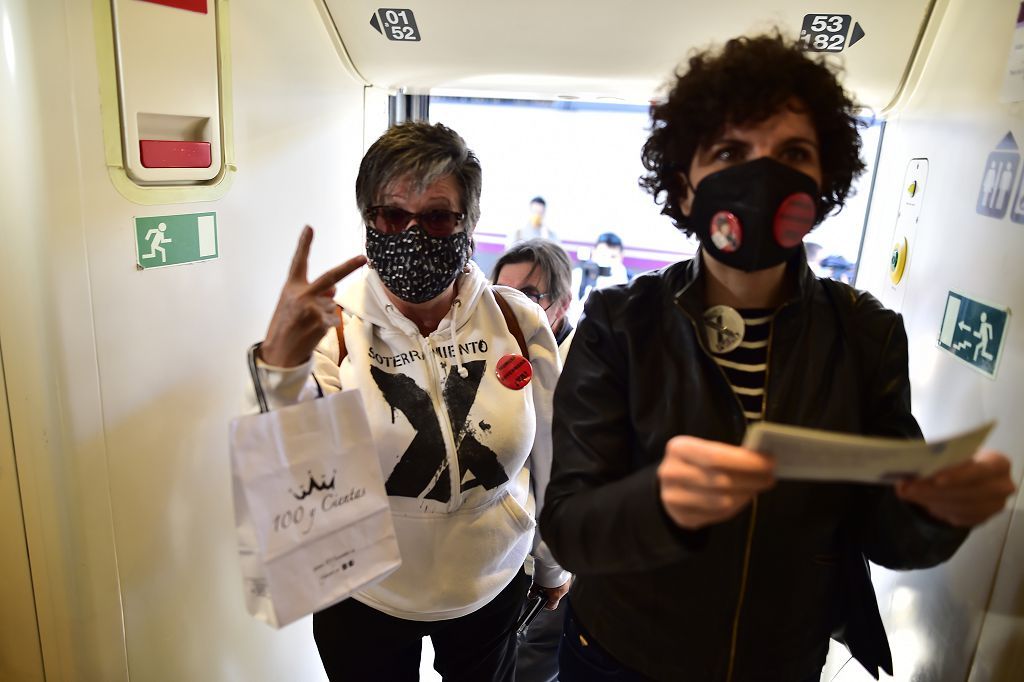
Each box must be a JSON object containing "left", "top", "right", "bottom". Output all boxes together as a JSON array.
[{"left": 742, "top": 421, "right": 995, "bottom": 483}]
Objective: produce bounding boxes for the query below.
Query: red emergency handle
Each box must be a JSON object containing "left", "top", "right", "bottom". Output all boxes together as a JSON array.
[
  {"left": 138, "top": 0, "right": 208, "bottom": 13},
  {"left": 139, "top": 140, "right": 212, "bottom": 169}
]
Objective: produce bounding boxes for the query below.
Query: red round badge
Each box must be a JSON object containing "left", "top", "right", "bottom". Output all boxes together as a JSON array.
[
  {"left": 773, "top": 192, "right": 816, "bottom": 247},
  {"left": 496, "top": 354, "right": 533, "bottom": 390},
  {"left": 709, "top": 211, "right": 742, "bottom": 253}
]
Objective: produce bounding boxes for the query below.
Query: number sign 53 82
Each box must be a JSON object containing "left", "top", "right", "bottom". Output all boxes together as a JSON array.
[{"left": 800, "top": 14, "right": 851, "bottom": 52}]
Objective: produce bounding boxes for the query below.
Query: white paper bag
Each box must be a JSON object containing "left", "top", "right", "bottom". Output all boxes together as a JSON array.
[{"left": 229, "top": 389, "right": 401, "bottom": 628}]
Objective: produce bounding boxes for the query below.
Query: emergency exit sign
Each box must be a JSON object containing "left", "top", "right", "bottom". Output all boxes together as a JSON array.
[
  {"left": 134, "top": 212, "right": 218, "bottom": 270},
  {"left": 938, "top": 291, "right": 1011, "bottom": 379}
]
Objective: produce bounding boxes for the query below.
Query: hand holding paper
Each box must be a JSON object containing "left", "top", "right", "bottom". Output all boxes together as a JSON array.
[
  {"left": 895, "top": 450, "right": 1015, "bottom": 527},
  {"left": 657, "top": 436, "right": 776, "bottom": 530},
  {"left": 742, "top": 421, "right": 1015, "bottom": 528}
]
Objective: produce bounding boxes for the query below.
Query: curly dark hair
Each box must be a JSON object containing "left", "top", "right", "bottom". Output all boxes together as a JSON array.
[{"left": 639, "top": 33, "right": 866, "bottom": 234}]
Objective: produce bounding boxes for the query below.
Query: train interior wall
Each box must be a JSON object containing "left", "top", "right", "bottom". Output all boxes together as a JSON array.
[
  {"left": 0, "top": 0, "right": 1021, "bottom": 681},
  {"left": 1, "top": 0, "right": 376, "bottom": 679},
  {"left": 826, "top": 1, "right": 1024, "bottom": 679}
]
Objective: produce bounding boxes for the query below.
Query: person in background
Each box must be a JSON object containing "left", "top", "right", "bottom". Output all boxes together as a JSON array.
[
  {"left": 541, "top": 33, "right": 1015, "bottom": 682},
  {"left": 492, "top": 238, "right": 575, "bottom": 360},
  {"left": 804, "top": 240, "right": 827, "bottom": 277},
  {"left": 490, "top": 238, "right": 574, "bottom": 682},
  {"left": 506, "top": 196, "right": 560, "bottom": 248},
  {"left": 249, "top": 122, "right": 569, "bottom": 681},
  {"left": 569, "top": 232, "right": 632, "bottom": 324},
  {"left": 820, "top": 253, "right": 857, "bottom": 283}
]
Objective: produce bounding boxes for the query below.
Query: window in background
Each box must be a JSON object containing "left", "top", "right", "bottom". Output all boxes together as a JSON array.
[
  {"left": 805, "top": 119, "right": 884, "bottom": 285},
  {"left": 430, "top": 96, "right": 881, "bottom": 287},
  {"left": 430, "top": 96, "right": 693, "bottom": 279}
]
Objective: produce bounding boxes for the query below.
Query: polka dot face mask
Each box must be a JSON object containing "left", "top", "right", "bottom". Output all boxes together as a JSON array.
[{"left": 365, "top": 224, "right": 470, "bottom": 304}]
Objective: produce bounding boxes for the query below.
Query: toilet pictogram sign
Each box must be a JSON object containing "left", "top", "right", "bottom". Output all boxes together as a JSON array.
[{"left": 977, "top": 132, "right": 1020, "bottom": 219}]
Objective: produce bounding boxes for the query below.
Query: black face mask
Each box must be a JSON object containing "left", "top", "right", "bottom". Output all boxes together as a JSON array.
[
  {"left": 365, "top": 225, "right": 470, "bottom": 303},
  {"left": 685, "top": 157, "right": 819, "bottom": 272}
]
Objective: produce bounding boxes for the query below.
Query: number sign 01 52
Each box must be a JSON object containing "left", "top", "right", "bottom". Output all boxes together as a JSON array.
[
  {"left": 800, "top": 14, "right": 851, "bottom": 52},
  {"left": 376, "top": 8, "right": 420, "bottom": 41}
]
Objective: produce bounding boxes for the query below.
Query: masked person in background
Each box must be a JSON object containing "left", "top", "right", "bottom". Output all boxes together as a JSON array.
[
  {"left": 249, "top": 122, "right": 569, "bottom": 681},
  {"left": 540, "top": 34, "right": 1015, "bottom": 682},
  {"left": 574, "top": 232, "right": 631, "bottom": 298},
  {"left": 506, "top": 196, "right": 560, "bottom": 248},
  {"left": 490, "top": 238, "right": 575, "bottom": 682},
  {"left": 568, "top": 232, "right": 632, "bottom": 325},
  {"left": 493, "top": 238, "right": 575, "bottom": 362}
]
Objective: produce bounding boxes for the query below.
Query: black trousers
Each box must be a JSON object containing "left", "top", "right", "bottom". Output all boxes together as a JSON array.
[
  {"left": 558, "top": 601, "right": 651, "bottom": 681},
  {"left": 559, "top": 600, "right": 824, "bottom": 682},
  {"left": 515, "top": 597, "right": 565, "bottom": 682},
  {"left": 314, "top": 569, "right": 530, "bottom": 681}
]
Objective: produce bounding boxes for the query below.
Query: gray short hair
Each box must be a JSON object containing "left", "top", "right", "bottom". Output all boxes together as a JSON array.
[
  {"left": 491, "top": 238, "right": 572, "bottom": 307},
  {"left": 356, "top": 122, "right": 482, "bottom": 232}
]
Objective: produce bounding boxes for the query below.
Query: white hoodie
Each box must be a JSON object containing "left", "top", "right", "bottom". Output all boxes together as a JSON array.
[{"left": 249, "top": 261, "right": 569, "bottom": 621}]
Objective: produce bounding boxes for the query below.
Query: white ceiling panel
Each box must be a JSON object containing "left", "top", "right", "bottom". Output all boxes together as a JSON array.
[{"left": 320, "top": 0, "right": 936, "bottom": 110}]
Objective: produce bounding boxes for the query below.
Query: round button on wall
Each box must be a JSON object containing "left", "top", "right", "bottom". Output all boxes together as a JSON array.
[{"left": 890, "top": 236, "right": 909, "bottom": 285}]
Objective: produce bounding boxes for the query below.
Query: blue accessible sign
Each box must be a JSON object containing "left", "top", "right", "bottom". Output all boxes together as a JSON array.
[{"left": 938, "top": 291, "right": 1011, "bottom": 379}]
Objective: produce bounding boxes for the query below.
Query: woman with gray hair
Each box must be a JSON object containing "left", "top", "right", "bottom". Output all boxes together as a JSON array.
[
  {"left": 492, "top": 238, "right": 575, "bottom": 361},
  {"left": 251, "top": 122, "right": 569, "bottom": 680}
]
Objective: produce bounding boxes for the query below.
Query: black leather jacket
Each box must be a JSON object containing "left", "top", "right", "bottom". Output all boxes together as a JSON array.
[{"left": 541, "top": 253, "right": 968, "bottom": 682}]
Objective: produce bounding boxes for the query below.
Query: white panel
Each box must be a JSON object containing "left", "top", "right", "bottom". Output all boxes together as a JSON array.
[
  {"left": 92, "top": 1, "right": 365, "bottom": 678},
  {"left": 112, "top": 0, "right": 223, "bottom": 183},
  {"left": 969, "top": 489, "right": 1024, "bottom": 681},
  {"left": 830, "top": 0, "right": 1024, "bottom": 680},
  {"left": 939, "top": 295, "right": 962, "bottom": 346},
  {"left": 198, "top": 214, "right": 216, "bottom": 256},
  {"left": 88, "top": 0, "right": 367, "bottom": 678},
  {"left": 363, "top": 85, "right": 392, "bottom": 153},
  {"left": 3, "top": 0, "right": 369, "bottom": 680},
  {"left": 0, "top": 13, "right": 52, "bottom": 663},
  {"left": 323, "top": 0, "right": 934, "bottom": 109},
  {"left": 874, "top": 158, "right": 929, "bottom": 309},
  {"left": 0, "top": 350, "right": 44, "bottom": 682},
  {"left": 8, "top": 0, "right": 1020, "bottom": 681},
  {"left": 0, "top": 0, "right": 128, "bottom": 679}
]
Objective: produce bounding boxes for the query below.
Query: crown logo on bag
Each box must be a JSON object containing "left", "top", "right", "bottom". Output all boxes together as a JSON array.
[{"left": 290, "top": 470, "right": 337, "bottom": 500}]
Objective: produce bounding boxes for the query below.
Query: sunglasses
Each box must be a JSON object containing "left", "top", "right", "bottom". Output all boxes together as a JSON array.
[{"left": 366, "top": 205, "right": 466, "bottom": 237}]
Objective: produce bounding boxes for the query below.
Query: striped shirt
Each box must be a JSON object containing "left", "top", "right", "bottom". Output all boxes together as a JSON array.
[{"left": 710, "top": 309, "right": 773, "bottom": 422}]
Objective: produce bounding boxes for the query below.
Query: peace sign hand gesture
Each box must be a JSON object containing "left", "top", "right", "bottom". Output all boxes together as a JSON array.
[{"left": 259, "top": 226, "right": 367, "bottom": 367}]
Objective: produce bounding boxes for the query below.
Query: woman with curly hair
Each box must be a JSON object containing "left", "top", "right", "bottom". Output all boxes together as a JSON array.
[{"left": 540, "top": 33, "right": 1014, "bottom": 681}]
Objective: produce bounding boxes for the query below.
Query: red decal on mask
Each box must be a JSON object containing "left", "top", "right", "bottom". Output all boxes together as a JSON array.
[
  {"left": 773, "top": 193, "right": 816, "bottom": 247},
  {"left": 709, "top": 211, "right": 743, "bottom": 253}
]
